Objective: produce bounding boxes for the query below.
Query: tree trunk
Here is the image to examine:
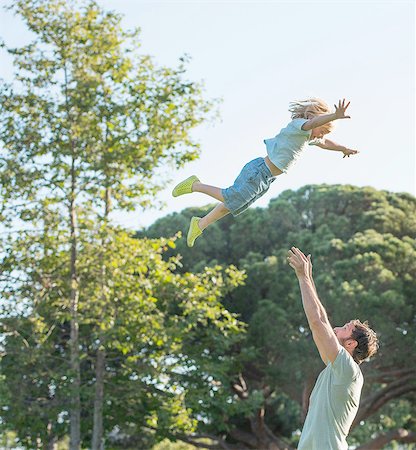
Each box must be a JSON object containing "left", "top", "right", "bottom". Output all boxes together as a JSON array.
[
  {"left": 64, "top": 62, "right": 81, "bottom": 450},
  {"left": 91, "top": 186, "right": 111, "bottom": 450},
  {"left": 301, "top": 375, "right": 316, "bottom": 423},
  {"left": 47, "top": 436, "right": 58, "bottom": 450},
  {"left": 92, "top": 347, "right": 106, "bottom": 450},
  {"left": 47, "top": 421, "right": 58, "bottom": 450},
  {"left": 69, "top": 160, "right": 81, "bottom": 450}
]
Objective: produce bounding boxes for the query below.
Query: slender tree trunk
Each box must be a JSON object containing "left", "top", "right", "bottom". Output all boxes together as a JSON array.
[
  {"left": 91, "top": 186, "right": 112, "bottom": 450},
  {"left": 47, "top": 438, "right": 58, "bottom": 450},
  {"left": 47, "top": 421, "right": 58, "bottom": 450},
  {"left": 92, "top": 347, "right": 106, "bottom": 450},
  {"left": 64, "top": 61, "right": 81, "bottom": 450},
  {"left": 63, "top": 60, "right": 81, "bottom": 450},
  {"left": 69, "top": 159, "right": 81, "bottom": 450},
  {"left": 301, "top": 375, "right": 316, "bottom": 422}
]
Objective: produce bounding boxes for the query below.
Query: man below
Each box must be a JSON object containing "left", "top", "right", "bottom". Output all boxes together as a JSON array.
[{"left": 287, "top": 247, "right": 379, "bottom": 450}]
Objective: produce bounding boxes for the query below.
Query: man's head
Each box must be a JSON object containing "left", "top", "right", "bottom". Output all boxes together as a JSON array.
[{"left": 334, "top": 319, "right": 379, "bottom": 364}]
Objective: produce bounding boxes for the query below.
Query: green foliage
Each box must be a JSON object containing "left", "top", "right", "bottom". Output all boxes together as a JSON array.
[
  {"left": 0, "top": 0, "right": 217, "bottom": 224},
  {"left": 1, "top": 0, "right": 415, "bottom": 448},
  {"left": 0, "top": 231, "right": 246, "bottom": 447},
  {"left": 153, "top": 439, "right": 198, "bottom": 450},
  {"left": 0, "top": 0, "right": 225, "bottom": 447},
  {"left": 144, "top": 184, "right": 416, "bottom": 448}
]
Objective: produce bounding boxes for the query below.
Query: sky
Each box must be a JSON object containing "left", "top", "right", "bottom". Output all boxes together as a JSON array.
[{"left": 0, "top": 0, "right": 415, "bottom": 231}]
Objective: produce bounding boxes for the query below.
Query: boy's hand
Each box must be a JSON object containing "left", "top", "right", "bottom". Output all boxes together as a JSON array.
[
  {"left": 342, "top": 148, "right": 358, "bottom": 158},
  {"left": 334, "top": 98, "right": 351, "bottom": 119}
]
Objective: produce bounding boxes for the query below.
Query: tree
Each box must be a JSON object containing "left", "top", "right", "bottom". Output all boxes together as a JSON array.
[
  {"left": 0, "top": 225, "right": 247, "bottom": 448},
  {"left": 1, "top": 0, "right": 215, "bottom": 447},
  {"left": 144, "top": 184, "right": 416, "bottom": 449}
]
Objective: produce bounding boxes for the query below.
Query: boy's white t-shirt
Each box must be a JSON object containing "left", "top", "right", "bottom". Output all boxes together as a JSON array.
[{"left": 263, "top": 118, "right": 312, "bottom": 172}]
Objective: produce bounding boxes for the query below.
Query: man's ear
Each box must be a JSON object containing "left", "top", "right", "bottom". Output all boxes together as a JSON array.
[{"left": 346, "top": 339, "right": 358, "bottom": 351}]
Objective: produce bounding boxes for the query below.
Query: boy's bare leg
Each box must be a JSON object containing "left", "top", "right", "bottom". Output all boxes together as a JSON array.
[
  {"left": 199, "top": 203, "right": 230, "bottom": 230},
  {"left": 192, "top": 182, "right": 225, "bottom": 202}
]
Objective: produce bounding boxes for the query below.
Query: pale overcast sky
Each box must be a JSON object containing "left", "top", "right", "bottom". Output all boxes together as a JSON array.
[{"left": 1, "top": 1, "right": 415, "bottom": 230}]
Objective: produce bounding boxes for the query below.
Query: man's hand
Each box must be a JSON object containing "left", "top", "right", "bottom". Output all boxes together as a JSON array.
[
  {"left": 287, "top": 247, "right": 312, "bottom": 279},
  {"left": 342, "top": 148, "right": 358, "bottom": 158},
  {"left": 334, "top": 98, "right": 351, "bottom": 119},
  {"left": 307, "top": 253, "right": 313, "bottom": 279}
]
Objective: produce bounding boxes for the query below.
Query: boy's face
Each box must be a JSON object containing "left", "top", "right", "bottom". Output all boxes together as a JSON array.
[{"left": 310, "top": 126, "right": 329, "bottom": 140}]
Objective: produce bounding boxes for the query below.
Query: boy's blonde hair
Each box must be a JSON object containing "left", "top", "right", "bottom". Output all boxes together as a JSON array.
[{"left": 289, "top": 97, "right": 334, "bottom": 133}]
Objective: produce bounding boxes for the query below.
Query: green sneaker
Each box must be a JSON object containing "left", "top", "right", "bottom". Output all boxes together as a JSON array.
[
  {"left": 187, "top": 217, "right": 203, "bottom": 247},
  {"left": 172, "top": 175, "right": 199, "bottom": 197}
]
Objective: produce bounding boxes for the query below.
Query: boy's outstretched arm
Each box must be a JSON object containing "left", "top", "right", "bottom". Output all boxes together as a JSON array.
[
  {"left": 310, "top": 138, "right": 359, "bottom": 158},
  {"left": 301, "top": 98, "right": 350, "bottom": 131}
]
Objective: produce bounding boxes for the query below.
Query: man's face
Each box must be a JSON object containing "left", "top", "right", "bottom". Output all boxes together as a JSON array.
[{"left": 334, "top": 321, "right": 356, "bottom": 346}]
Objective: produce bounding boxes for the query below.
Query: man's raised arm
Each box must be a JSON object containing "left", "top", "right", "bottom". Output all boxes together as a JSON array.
[{"left": 287, "top": 247, "right": 340, "bottom": 363}]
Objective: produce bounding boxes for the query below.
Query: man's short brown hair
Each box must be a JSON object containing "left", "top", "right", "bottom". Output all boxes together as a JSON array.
[{"left": 351, "top": 319, "right": 379, "bottom": 364}]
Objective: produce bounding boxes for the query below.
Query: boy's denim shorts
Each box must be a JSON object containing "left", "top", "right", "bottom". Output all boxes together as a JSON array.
[{"left": 222, "top": 157, "right": 275, "bottom": 216}]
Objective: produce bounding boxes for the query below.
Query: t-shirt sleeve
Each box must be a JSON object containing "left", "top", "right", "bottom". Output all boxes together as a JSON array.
[
  {"left": 330, "top": 347, "right": 360, "bottom": 384},
  {"left": 290, "top": 118, "right": 311, "bottom": 136}
]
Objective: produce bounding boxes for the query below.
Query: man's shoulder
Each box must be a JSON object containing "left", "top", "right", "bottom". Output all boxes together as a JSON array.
[{"left": 331, "top": 347, "right": 362, "bottom": 382}]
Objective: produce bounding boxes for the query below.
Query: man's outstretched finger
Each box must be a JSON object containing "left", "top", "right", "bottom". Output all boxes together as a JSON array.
[
  {"left": 292, "top": 247, "right": 307, "bottom": 261},
  {"left": 291, "top": 246, "right": 301, "bottom": 257}
]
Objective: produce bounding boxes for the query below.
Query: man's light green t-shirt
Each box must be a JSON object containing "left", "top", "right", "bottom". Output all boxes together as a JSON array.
[{"left": 298, "top": 347, "right": 363, "bottom": 450}]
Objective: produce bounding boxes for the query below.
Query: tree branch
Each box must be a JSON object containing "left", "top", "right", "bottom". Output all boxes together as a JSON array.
[
  {"left": 356, "top": 428, "right": 416, "bottom": 450},
  {"left": 227, "top": 428, "right": 258, "bottom": 448},
  {"left": 263, "top": 423, "right": 294, "bottom": 450},
  {"left": 352, "top": 374, "right": 416, "bottom": 428},
  {"left": 365, "top": 367, "right": 416, "bottom": 383},
  {"left": 231, "top": 372, "right": 249, "bottom": 399},
  {"left": 175, "top": 433, "right": 235, "bottom": 450}
]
